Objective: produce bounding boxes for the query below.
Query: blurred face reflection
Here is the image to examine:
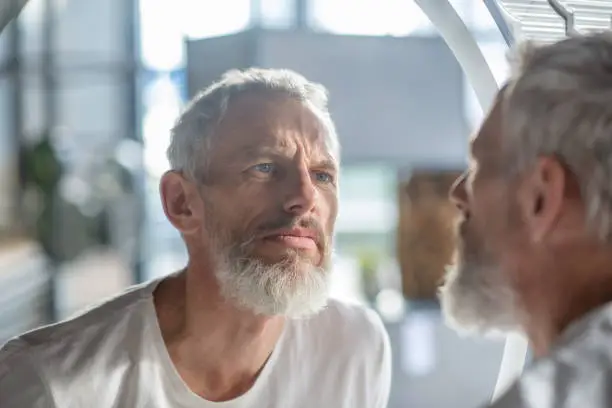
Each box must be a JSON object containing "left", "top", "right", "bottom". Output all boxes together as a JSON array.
[
  {"left": 198, "top": 93, "right": 339, "bottom": 318},
  {"left": 440, "top": 97, "right": 524, "bottom": 335}
]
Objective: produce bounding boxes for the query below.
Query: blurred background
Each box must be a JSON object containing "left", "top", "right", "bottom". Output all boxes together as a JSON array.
[{"left": 0, "top": 0, "right": 593, "bottom": 406}]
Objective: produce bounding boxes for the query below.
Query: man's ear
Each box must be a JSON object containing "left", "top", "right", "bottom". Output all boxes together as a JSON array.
[
  {"left": 517, "top": 156, "right": 566, "bottom": 243},
  {"left": 159, "top": 171, "right": 203, "bottom": 235}
]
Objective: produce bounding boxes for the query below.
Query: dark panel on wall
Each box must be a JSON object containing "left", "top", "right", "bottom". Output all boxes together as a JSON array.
[
  {"left": 397, "top": 169, "right": 461, "bottom": 300},
  {"left": 186, "top": 31, "right": 469, "bottom": 167},
  {"left": 186, "top": 30, "right": 258, "bottom": 97}
]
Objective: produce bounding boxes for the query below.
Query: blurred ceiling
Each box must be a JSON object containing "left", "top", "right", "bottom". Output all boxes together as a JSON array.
[{"left": 497, "top": 0, "right": 612, "bottom": 42}]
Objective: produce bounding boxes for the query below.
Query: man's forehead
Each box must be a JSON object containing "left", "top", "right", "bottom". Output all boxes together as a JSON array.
[
  {"left": 471, "top": 89, "right": 505, "bottom": 154},
  {"left": 223, "top": 92, "right": 314, "bottom": 123},
  {"left": 214, "top": 93, "right": 338, "bottom": 162}
]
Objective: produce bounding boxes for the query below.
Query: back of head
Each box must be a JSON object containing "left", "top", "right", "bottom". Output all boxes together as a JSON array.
[{"left": 502, "top": 32, "right": 612, "bottom": 241}]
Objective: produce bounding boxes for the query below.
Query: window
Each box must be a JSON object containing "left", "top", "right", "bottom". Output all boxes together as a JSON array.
[
  {"left": 336, "top": 164, "right": 398, "bottom": 235},
  {"left": 139, "top": 0, "right": 185, "bottom": 71},
  {"left": 259, "top": 0, "right": 294, "bottom": 29},
  {"left": 179, "top": 0, "right": 251, "bottom": 39},
  {"left": 309, "top": 0, "right": 433, "bottom": 36}
]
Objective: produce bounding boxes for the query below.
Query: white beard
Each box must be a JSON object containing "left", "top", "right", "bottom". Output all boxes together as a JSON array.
[
  {"left": 439, "top": 261, "right": 520, "bottom": 337},
  {"left": 214, "top": 252, "right": 330, "bottom": 318}
]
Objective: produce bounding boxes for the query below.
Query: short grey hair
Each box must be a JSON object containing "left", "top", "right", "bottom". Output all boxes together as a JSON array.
[
  {"left": 167, "top": 68, "right": 340, "bottom": 180},
  {"left": 502, "top": 32, "right": 612, "bottom": 240}
]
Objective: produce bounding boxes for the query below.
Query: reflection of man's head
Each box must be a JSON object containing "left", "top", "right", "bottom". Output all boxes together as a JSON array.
[
  {"left": 441, "top": 33, "right": 612, "bottom": 338},
  {"left": 164, "top": 69, "right": 340, "bottom": 318}
]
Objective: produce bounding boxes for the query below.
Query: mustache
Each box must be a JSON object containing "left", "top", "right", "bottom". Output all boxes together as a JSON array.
[{"left": 244, "top": 216, "right": 327, "bottom": 248}]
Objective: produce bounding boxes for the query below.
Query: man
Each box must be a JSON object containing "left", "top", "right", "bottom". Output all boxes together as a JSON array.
[
  {"left": 440, "top": 32, "right": 612, "bottom": 407},
  {"left": 0, "top": 68, "right": 391, "bottom": 407}
]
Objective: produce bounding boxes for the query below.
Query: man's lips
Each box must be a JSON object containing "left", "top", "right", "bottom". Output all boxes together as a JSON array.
[{"left": 261, "top": 228, "right": 318, "bottom": 250}]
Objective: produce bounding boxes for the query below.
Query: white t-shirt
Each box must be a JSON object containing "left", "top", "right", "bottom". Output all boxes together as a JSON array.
[{"left": 0, "top": 277, "right": 392, "bottom": 408}]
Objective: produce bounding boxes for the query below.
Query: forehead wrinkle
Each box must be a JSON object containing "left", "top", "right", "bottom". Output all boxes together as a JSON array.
[{"left": 213, "top": 93, "right": 338, "bottom": 168}]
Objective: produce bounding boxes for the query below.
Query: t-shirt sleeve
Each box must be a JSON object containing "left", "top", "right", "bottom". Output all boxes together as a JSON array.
[
  {"left": 366, "top": 309, "right": 392, "bottom": 408},
  {"left": 0, "top": 340, "right": 55, "bottom": 408}
]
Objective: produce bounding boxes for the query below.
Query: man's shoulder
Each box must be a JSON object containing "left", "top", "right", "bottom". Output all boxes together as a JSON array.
[
  {"left": 491, "top": 346, "right": 612, "bottom": 408},
  {"left": 289, "top": 299, "right": 392, "bottom": 406},
  {"left": 491, "top": 304, "right": 612, "bottom": 408},
  {"left": 0, "top": 279, "right": 158, "bottom": 407},
  {"left": 309, "top": 299, "right": 389, "bottom": 354},
  {"left": 320, "top": 299, "right": 386, "bottom": 331},
  {"left": 0, "top": 279, "right": 155, "bottom": 370}
]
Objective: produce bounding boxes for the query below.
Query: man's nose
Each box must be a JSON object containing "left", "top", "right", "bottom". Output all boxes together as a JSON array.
[{"left": 283, "top": 168, "right": 316, "bottom": 216}]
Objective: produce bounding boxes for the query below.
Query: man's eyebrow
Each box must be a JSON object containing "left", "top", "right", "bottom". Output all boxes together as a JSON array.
[
  {"left": 234, "top": 144, "right": 339, "bottom": 170},
  {"left": 315, "top": 158, "right": 339, "bottom": 172}
]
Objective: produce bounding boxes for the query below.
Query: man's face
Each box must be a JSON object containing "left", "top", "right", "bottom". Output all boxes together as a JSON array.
[
  {"left": 196, "top": 93, "right": 339, "bottom": 317},
  {"left": 440, "top": 96, "right": 527, "bottom": 335}
]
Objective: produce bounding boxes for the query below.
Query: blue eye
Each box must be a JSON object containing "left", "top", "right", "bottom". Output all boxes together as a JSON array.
[
  {"left": 253, "top": 163, "right": 275, "bottom": 173},
  {"left": 314, "top": 171, "right": 334, "bottom": 184}
]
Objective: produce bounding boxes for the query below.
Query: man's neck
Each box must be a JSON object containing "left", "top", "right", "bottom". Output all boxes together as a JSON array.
[
  {"left": 154, "top": 267, "right": 285, "bottom": 402},
  {"left": 521, "top": 257, "right": 612, "bottom": 358}
]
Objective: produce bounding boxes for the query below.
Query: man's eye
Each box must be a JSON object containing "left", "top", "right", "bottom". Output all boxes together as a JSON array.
[
  {"left": 314, "top": 171, "right": 334, "bottom": 184},
  {"left": 253, "top": 163, "right": 275, "bottom": 173}
]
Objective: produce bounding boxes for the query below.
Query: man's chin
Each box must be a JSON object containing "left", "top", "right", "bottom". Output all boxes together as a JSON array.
[
  {"left": 226, "top": 264, "right": 329, "bottom": 318},
  {"left": 440, "top": 292, "right": 514, "bottom": 339},
  {"left": 439, "top": 266, "right": 520, "bottom": 338}
]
